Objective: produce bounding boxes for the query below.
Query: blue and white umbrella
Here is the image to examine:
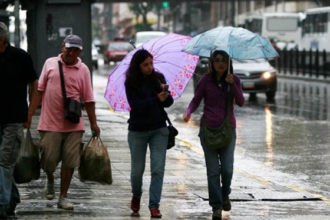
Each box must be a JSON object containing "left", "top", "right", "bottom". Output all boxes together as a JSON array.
[{"left": 182, "top": 26, "right": 279, "bottom": 60}]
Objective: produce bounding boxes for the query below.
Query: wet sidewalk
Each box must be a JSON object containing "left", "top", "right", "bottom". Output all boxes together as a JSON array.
[{"left": 12, "top": 74, "right": 330, "bottom": 220}]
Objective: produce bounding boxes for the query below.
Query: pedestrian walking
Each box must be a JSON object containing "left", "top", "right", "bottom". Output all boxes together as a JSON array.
[
  {"left": 124, "top": 49, "right": 173, "bottom": 218},
  {"left": 0, "top": 22, "right": 39, "bottom": 218},
  {"left": 183, "top": 50, "right": 244, "bottom": 220},
  {"left": 27, "top": 34, "right": 100, "bottom": 210}
]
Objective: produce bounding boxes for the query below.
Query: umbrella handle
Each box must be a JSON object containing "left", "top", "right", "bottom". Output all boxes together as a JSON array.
[{"left": 228, "top": 58, "right": 230, "bottom": 74}]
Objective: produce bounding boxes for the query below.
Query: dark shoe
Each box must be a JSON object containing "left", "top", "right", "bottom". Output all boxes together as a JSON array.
[
  {"left": 6, "top": 200, "right": 17, "bottom": 216},
  {"left": 45, "top": 180, "right": 55, "bottom": 200},
  {"left": 212, "top": 209, "right": 222, "bottom": 220},
  {"left": 150, "top": 208, "right": 162, "bottom": 218},
  {"left": 223, "top": 195, "right": 231, "bottom": 211},
  {"left": 130, "top": 195, "right": 141, "bottom": 212},
  {"left": 0, "top": 205, "right": 8, "bottom": 219}
]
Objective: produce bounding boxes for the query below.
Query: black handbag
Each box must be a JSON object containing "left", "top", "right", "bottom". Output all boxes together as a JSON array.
[
  {"left": 58, "top": 61, "right": 82, "bottom": 124},
  {"left": 202, "top": 85, "right": 232, "bottom": 150},
  {"left": 164, "top": 112, "right": 178, "bottom": 150}
]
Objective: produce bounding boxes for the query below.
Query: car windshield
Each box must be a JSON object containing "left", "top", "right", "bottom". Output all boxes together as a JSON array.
[
  {"left": 136, "top": 34, "right": 165, "bottom": 43},
  {"left": 108, "top": 42, "right": 132, "bottom": 50}
]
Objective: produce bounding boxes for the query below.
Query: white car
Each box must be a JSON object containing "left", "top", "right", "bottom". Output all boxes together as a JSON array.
[
  {"left": 134, "top": 31, "right": 167, "bottom": 48},
  {"left": 193, "top": 58, "right": 277, "bottom": 100}
]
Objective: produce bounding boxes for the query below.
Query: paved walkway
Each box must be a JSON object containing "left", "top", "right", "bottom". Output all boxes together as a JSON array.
[{"left": 11, "top": 74, "right": 330, "bottom": 220}]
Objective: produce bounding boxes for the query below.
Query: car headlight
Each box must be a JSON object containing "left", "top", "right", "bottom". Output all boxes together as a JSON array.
[{"left": 262, "top": 71, "right": 275, "bottom": 79}]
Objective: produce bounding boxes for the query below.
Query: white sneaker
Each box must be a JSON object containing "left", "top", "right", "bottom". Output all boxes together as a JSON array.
[
  {"left": 57, "top": 196, "right": 74, "bottom": 210},
  {"left": 45, "top": 180, "right": 55, "bottom": 200}
]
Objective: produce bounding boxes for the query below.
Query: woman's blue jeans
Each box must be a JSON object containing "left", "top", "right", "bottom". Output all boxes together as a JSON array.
[
  {"left": 199, "top": 128, "right": 236, "bottom": 211},
  {"left": 128, "top": 127, "right": 168, "bottom": 210},
  {"left": 0, "top": 123, "right": 22, "bottom": 207}
]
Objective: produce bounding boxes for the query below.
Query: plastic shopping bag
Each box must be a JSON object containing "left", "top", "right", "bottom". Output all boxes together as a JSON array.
[
  {"left": 78, "top": 137, "right": 113, "bottom": 184},
  {"left": 13, "top": 129, "right": 40, "bottom": 184}
]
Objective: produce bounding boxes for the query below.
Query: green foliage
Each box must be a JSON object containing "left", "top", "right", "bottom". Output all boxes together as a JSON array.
[
  {"left": 135, "top": 23, "right": 152, "bottom": 32},
  {"left": 128, "top": 3, "right": 155, "bottom": 32}
]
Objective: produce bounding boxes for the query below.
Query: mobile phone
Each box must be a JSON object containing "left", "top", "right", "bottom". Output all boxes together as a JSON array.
[{"left": 163, "top": 84, "right": 169, "bottom": 92}]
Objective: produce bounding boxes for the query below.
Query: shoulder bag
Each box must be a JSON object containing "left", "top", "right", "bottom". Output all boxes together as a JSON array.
[
  {"left": 163, "top": 110, "right": 178, "bottom": 150},
  {"left": 58, "top": 61, "right": 82, "bottom": 124},
  {"left": 202, "top": 85, "right": 232, "bottom": 150}
]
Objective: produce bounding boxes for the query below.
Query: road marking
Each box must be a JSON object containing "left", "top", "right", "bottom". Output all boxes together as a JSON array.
[{"left": 287, "top": 185, "right": 330, "bottom": 205}]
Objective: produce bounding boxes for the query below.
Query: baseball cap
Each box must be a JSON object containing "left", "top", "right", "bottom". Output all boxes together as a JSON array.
[{"left": 63, "top": 35, "right": 83, "bottom": 50}]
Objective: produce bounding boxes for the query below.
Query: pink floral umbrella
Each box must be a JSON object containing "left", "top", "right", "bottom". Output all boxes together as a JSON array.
[{"left": 104, "top": 33, "right": 199, "bottom": 112}]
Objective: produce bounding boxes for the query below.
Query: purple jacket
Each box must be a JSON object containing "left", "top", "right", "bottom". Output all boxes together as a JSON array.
[{"left": 186, "top": 74, "right": 244, "bottom": 129}]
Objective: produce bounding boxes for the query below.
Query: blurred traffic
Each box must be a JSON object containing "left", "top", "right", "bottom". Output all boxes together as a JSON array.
[
  {"left": 88, "top": 2, "right": 329, "bottom": 97},
  {"left": 193, "top": 58, "right": 277, "bottom": 100}
]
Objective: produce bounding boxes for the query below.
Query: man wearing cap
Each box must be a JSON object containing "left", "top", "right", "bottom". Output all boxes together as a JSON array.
[
  {"left": 27, "top": 34, "right": 100, "bottom": 210},
  {"left": 0, "top": 22, "right": 39, "bottom": 218}
]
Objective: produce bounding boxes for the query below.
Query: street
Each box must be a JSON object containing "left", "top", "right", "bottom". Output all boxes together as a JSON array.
[
  {"left": 96, "top": 62, "right": 330, "bottom": 217},
  {"left": 11, "top": 62, "right": 330, "bottom": 220}
]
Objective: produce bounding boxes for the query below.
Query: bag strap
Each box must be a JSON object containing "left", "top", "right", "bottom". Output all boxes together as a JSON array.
[
  {"left": 162, "top": 109, "right": 173, "bottom": 126},
  {"left": 58, "top": 61, "right": 67, "bottom": 104}
]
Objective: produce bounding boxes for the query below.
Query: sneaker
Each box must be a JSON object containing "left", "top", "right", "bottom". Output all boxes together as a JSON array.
[
  {"left": 0, "top": 205, "right": 8, "bottom": 219},
  {"left": 57, "top": 196, "right": 74, "bottom": 210},
  {"left": 212, "top": 209, "right": 222, "bottom": 220},
  {"left": 45, "top": 180, "right": 55, "bottom": 200},
  {"left": 222, "top": 195, "right": 231, "bottom": 211},
  {"left": 130, "top": 195, "right": 141, "bottom": 212},
  {"left": 150, "top": 208, "right": 162, "bottom": 218}
]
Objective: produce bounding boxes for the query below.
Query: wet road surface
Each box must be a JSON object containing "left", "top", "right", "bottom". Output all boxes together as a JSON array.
[{"left": 10, "top": 64, "right": 330, "bottom": 219}]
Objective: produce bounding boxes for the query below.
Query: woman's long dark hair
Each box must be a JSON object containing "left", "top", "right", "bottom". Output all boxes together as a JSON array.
[
  {"left": 208, "top": 50, "right": 234, "bottom": 82},
  {"left": 125, "top": 49, "right": 165, "bottom": 96}
]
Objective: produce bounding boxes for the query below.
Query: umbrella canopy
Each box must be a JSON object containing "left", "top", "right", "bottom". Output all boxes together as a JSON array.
[
  {"left": 182, "top": 26, "right": 279, "bottom": 60},
  {"left": 104, "top": 33, "right": 199, "bottom": 112}
]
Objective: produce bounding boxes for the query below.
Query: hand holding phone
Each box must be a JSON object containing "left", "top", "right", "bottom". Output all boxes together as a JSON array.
[{"left": 163, "top": 84, "right": 169, "bottom": 93}]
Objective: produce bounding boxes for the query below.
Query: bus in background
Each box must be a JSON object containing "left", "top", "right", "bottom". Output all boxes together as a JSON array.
[
  {"left": 300, "top": 7, "right": 330, "bottom": 52},
  {"left": 244, "top": 13, "right": 305, "bottom": 50}
]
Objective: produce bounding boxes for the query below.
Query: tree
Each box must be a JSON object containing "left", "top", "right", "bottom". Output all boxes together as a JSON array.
[{"left": 128, "top": 2, "right": 154, "bottom": 32}]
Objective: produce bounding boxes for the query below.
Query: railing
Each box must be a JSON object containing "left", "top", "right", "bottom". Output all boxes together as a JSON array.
[{"left": 273, "top": 49, "right": 330, "bottom": 79}]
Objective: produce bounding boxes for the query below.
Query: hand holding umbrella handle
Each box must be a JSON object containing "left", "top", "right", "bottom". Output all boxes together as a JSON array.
[{"left": 225, "top": 73, "right": 234, "bottom": 84}]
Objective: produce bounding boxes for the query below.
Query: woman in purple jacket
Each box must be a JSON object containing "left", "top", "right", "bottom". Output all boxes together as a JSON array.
[{"left": 183, "top": 50, "right": 244, "bottom": 220}]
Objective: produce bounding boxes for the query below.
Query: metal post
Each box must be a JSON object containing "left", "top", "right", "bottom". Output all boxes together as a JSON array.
[
  {"left": 14, "top": 0, "right": 20, "bottom": 47},
  {"left": 323, "top": 50, "right": 327, "bottom": 78},
  {"left": 231, "top": 0, "right": 235, "bottom": 27},
  {"left": 274, "top": 0, "right": 278, "bottom": 12}
]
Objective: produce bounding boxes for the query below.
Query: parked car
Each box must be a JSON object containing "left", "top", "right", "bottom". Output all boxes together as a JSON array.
[
  {"left": 193, "top": 57, "right": 277, "bottom": 100},
  {"left": 134, "top": 31, "right": 167, "bottom": 48},
  {"left": 92, "top": 44, "right": 98, "bottom": 69},
  {"left": 104, "top": 41, "right": 134, "bottom": 64}
]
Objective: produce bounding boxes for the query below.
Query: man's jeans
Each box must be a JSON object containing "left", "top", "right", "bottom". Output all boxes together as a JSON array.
[
  {"left": 0, "top": 123, "right": 22, "bottom": 207},
  {"left": 128, "top": 127, "right": 168, "bottom": 210},
  {"left": 199, "top": 128, "right": 236, "bottom": 211}
]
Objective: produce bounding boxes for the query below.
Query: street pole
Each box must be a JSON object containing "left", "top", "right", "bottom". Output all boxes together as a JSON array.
[
  {"left": 14, "top": 0, "right": 20, "bottom": 47},
  {"left": 231, "top": 0, "right": 235, "bottom": 27}
]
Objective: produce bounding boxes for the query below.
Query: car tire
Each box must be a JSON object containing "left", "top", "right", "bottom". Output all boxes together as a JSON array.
[{"left": 266, "top": 91, "right": 276, "bottom": 100}]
